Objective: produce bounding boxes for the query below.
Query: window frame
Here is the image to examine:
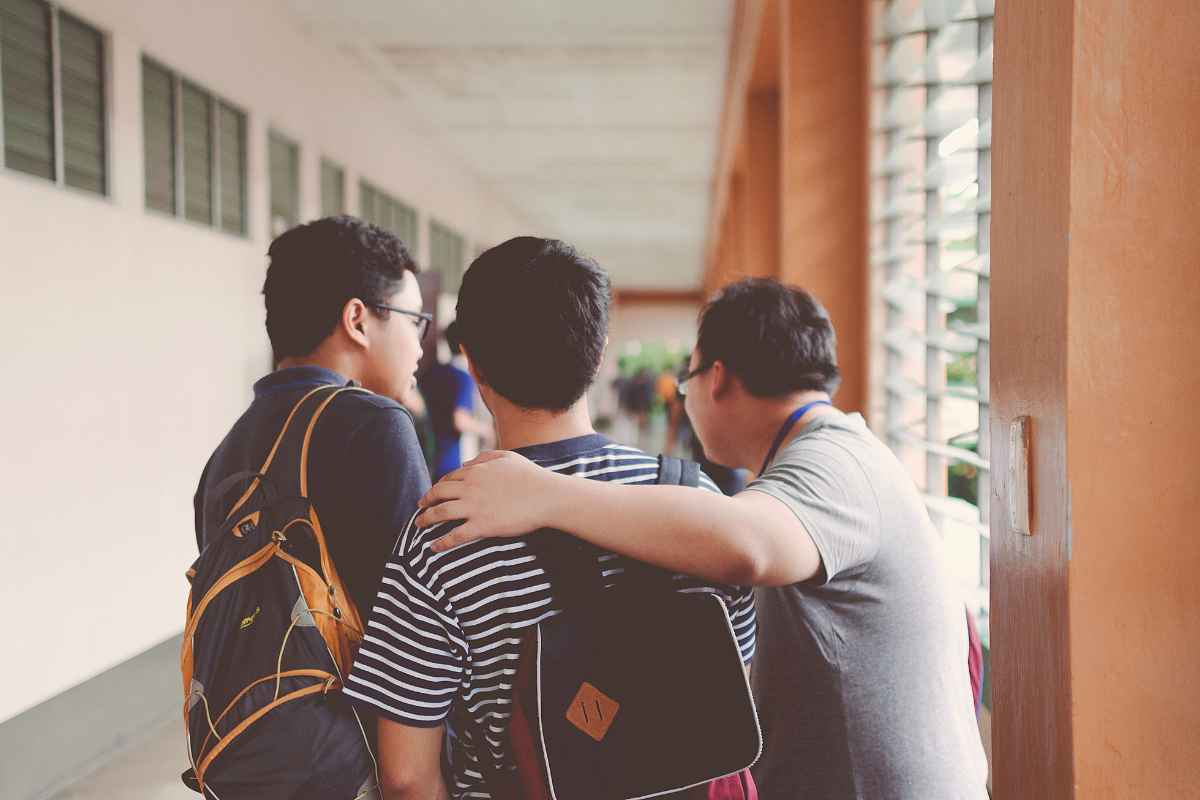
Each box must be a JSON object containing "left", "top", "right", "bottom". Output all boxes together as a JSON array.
[
  {"left": 358, "top": 177, "right": 418, "bottom": 251},
  {"left": 429, "top": 218, "right": 466, "bottom": 294},
  {"left": 320, "top": 157, "right": 345, "bottom": 217},
  {"left": 140, "top": 53, "right": 248, "bottom": 235},
  {"left": 267, "top": 127, "right": 300, "bottom": 237},
  {"left": 0, "top": 0, "right": 111, "bottom": 197}
]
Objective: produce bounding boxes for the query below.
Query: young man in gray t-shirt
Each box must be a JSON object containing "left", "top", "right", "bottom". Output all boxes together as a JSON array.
[{"left": 417, "top": 278, "right": 988, "bottom": 799}]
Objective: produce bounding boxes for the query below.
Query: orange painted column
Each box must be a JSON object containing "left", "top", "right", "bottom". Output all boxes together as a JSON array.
[
  {"left": 992, "top": 2, "right": 1200, "bottom": 797},
  {"left": 778, "top": 0, "right": 869, "bottom": 413},
  {"left": 741, "top": 90, "right": 781, "bottom": 280}
]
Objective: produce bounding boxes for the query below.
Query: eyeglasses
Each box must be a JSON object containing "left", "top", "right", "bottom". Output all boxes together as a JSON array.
[
  {"left": 676, "top": 362, "right": 712, "bottom": 397},
  {"left": 367, "top": 303, "right": 433, "bottom": 340}
]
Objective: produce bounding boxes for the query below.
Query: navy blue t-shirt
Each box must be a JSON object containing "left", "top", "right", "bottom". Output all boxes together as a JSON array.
[{"left": 193, "top": 366, "right": 432, "bottom": 617}]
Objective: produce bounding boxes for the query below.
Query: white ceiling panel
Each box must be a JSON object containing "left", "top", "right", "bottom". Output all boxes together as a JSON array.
[{"left": 284, "top": 0, "right": 731, "bottom": 289}]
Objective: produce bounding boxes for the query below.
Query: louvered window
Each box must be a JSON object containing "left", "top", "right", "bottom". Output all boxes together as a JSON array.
[
  {"left": 359, "top": 179, "right": 418, "bottom": 251},
  {"left": 142, "top": 57, "right": 245, "bottom": 234},
  {"left": 870, "top": 0, "right": 993, "bottom": 642},
  {"left": 0, "top": 0, "right": 106, "bottom": 193},
  {"left": 320, "top": 158, "right": 344, "bottom": 217},
  {"left": 141, "top": 58, "right": 173, "bottom": 213},
  {"left": 180, "top": 81, "right": 210, "bottom": 224},
  {"left": 216, "top": 101, "right": 244, "bottom": 234},
  {"left": 268, "top": 130, "right": 299, "bottom": 236},
  {"left": 429, "top": 220, "right": 466, "bottom": 294}
]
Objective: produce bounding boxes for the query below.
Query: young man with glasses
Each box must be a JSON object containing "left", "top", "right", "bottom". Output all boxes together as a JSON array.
[
  {"left": 194, "top": 215, "right": 432, "bottom": 624},
  {"left": 418, "top": 278, "right": 989, "bottom": 800}
]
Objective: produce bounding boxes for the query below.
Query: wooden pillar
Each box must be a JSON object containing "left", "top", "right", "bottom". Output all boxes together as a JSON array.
[
  {"left": 778, "top": 0, "right": 869, "bottom": 413},
  {"left": 992, "top": 2, "right": 1200, "bottom": 797}
]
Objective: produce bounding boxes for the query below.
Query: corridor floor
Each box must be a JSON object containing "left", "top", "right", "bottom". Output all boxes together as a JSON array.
[{"left": 50, "top": 719, "right": 192, "bottom": 800}]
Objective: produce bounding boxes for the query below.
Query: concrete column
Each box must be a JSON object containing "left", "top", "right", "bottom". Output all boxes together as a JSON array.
[
  {"left": 778, "top": 0, "right": 869, "bottom": 413},
  {"left": 991, "top": 2, "right": 1200, "bottom": 797}
]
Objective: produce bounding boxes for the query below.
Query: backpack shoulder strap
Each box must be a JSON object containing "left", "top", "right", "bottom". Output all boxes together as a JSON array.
[
  {"left": 220, "top": 384, "right": 367, "bottom": 524},
  {"left": 657, "top": 454, "right": 702, "bottom": 488}
]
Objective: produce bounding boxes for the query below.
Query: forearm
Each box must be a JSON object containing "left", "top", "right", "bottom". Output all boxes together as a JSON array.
[{"left": 540, "top": 474, "right": 762, "bottom": 585}]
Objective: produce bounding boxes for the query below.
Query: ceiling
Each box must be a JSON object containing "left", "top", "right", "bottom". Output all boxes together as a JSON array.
[{"left": 283, "top": 0, "right": 732, "bottom": 290}]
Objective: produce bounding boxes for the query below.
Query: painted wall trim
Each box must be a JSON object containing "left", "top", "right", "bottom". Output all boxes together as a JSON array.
[{"left": 0, "top": 633, "right": 183, "bottom": 800}]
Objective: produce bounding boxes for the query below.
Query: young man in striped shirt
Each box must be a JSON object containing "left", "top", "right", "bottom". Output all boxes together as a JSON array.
[{"left": 344, "top": 237, "right": 756, "bottom": 799}]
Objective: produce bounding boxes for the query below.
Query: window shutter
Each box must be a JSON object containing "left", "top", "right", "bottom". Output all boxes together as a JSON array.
[
  {"left": 58, "top": 10, "right": 104, "bottom": 194},
  {"left": 394, "top": 200, "right": 417, "bottom": 251},
  {"left": 430, "top": 220, "right": 465, "bottom": 293},
  {"left": 141, "top": 58, "right": 174, "bottom": 213},
  {"left": 269, "top": 131, "right": 299, "bottom": 236},
  {"left": 320, "top": 159, "right": 344, "bottom": 216},
  {"left": 1, "top": 0, "right": 54, "bottom": 180},
  {"left": 217, "top": 102, "right": 244, "bottom": 234},
  {"left": 180, "top": 81, "right": 211, "bottom": 224},
  {"left": 871, "top": 0, "right": 994, "bottom": 643},
  {"left": 358, "top": 180, "right": 376, "bottom": 222}
]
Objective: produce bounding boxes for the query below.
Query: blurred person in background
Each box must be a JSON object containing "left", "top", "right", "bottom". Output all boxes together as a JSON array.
[{"left": 419, "top": 320, "right": 494, "bottom": 480}]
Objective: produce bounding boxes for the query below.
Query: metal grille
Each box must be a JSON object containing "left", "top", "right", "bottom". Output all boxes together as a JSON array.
[{"left": 870, "top": 0, "right": 993, "bottom": 639}]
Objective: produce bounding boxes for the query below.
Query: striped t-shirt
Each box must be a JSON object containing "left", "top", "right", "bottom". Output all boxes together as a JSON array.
[{"left": 345, "top": 433, "right": 757, "bottom": 799}]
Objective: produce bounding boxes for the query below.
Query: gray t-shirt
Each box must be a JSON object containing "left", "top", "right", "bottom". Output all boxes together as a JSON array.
[{"left": 744, "top": 411, "right": 987, "bottom": 800}]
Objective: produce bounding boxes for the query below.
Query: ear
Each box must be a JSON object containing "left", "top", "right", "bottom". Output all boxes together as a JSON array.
[
  {"left": 460, "top": 346, "right": 496, "bottom": 414},
  {"left": 593, "top": 336, "right": 610, "bottom": 380},
  {"left": 341, "top": 298, "right": 370, "bottom": 349},
  {"left": 460, "top": 346, "right": 483, "bottom": 385},
  {"left": 709, "top": 360, "right": 734, "bottom": 400}
]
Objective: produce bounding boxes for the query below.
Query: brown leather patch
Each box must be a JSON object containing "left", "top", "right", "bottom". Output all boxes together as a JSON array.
[{"left": 565, "top": 681, "right": 620, "bottom": 742}]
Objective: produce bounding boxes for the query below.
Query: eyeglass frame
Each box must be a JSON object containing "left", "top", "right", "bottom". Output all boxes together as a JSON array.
[
  {"left": 366, "top": 302, "right": 434, "bottom": 340},
  {"left": 676, "top": 361, "right": 713, "bottom": 397}
]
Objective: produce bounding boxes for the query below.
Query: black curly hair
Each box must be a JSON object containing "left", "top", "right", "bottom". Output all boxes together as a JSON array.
[
  {"left": 456, "top": 237, "right": 610, "bottom": 411},
  {"left": 263, "top": 215, "right": 419, "bottom": 362}
]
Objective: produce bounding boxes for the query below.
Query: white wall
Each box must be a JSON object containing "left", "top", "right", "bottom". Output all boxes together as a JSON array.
[{"left": 0, "top": 0, "right": 536, "bottom": 724}]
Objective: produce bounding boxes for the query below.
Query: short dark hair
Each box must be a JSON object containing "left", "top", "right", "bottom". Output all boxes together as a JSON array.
[
  {"left": 263, "top": 215, "right": 419, "bottom": 362},
  {"left": 456, "top": 237, "right": 610, "bottom": 411},
  {"left": 696, "top": 278, "right": 841, "bottom": 396}
]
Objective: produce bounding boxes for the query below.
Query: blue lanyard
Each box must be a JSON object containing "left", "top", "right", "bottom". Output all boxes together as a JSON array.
[{"left": 760, "top": 401, "right": 833, "bottom": 474}]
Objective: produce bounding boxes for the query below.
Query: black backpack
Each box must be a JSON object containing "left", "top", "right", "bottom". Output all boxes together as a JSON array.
[
  {"left": 181, "top": 385, "right": 380, "bottom": 799},
  {"left": 472, "top": 455, "right": 762, "bottom": 800}
]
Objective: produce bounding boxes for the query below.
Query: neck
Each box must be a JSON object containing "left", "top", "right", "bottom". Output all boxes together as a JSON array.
[
  {"left": 735, "top": 391, "right": 835, "bottom": 472},
  {"left": 492, "top": 398, "right": 595, "bottom": 451},
  {"left": 277, "top": 348, "right": 359, "bottom": 384}
]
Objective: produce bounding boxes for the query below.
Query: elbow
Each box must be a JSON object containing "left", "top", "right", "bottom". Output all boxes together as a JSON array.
[
  {"left": 380, "top": 768, "right": 435, "bottom": 800},
  {"left": 723, "top": 545, "right": 771, "bottom": 587}
]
